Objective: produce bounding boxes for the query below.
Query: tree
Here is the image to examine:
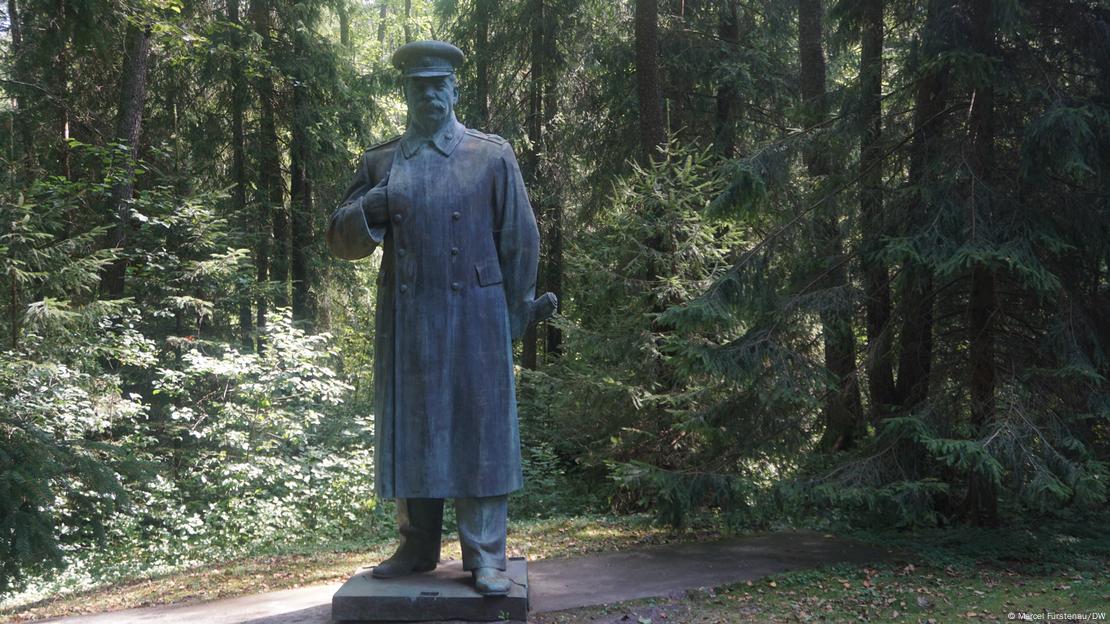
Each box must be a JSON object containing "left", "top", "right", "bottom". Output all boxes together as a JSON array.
[
  {"left": 522, "top": 0, "right": 545, "bottom": 370},
  {"left": 5, "top": 0, "right": 36, "bottom": 171},
  {"left": 798, "top": 0, "right": 863, "bottom": 451},
  {"left": 100, "top": 20, "right": 153, "bottom": 298},
  {"left": 856, "top": 0, "right": 897, "bottom": 421},
  {"left": 228, "top": 0, "right": 253, "bottom": 346},
  {"left": 250, "top": 0, "right": 280, "bottom": 332},
  {"left": 715, "top": 0, "right": 740, "bottom": 157},
  {"left": 474, "top": 0, "right": 491, "bottom": 126},
  {"left": 634, "top": 0, "right": 665, "bottom": 161},
  {"left": 290, "top": 0, "right": 317, "bottom": 327},
  {"left": 893, "top": 0, "right": 947, "bottom": 411},
  {"left": 962, "top": 0, "right": 1000, "bottom": 527},
  {"left": 405, "top": 0, "right": 413, "bottom": 42}
]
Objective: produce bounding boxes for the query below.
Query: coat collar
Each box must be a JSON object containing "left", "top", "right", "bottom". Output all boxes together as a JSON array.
[{"left": 400, "top": 117, "right": 465, "bottom": 159}]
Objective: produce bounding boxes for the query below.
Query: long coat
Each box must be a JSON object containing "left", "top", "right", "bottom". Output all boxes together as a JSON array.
[{"left": 325, "top": 119, "right": 539, "bottom": 499}]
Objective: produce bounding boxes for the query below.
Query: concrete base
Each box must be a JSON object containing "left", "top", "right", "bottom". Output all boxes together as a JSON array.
[{"left": 331, "top": 557, "right": 528, "bottom": 623}]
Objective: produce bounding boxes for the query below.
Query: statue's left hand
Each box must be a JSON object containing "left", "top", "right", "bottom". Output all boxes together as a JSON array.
[{"left": 530, "top": 292, "right": 558, "bottom": 323}]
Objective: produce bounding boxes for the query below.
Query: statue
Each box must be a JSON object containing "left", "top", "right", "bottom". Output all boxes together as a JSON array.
[{"left": 325, "top": 40, "right": 555, "bottom": 597}]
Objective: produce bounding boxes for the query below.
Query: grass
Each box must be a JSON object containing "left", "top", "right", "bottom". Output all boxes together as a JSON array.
[
  {"left": 3, "top": 514, "right": 1108, "bottom": 623},
  {"left": 532, "top": 562, "right": 1109, "bottom": 623},
  {"left": 532, "top": 519, "right": 1110, "bottom": 624}
]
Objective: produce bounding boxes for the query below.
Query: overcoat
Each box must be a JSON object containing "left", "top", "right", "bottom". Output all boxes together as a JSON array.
[{"left": 325, "top": 118, "right": 539, "bottom": 499}]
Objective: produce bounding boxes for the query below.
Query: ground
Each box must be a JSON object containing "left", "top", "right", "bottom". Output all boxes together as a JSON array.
[
  {"left": 1, "top": 514, "right": 1107, "bottom": 623},
  {"left": 530, "top": 519, "right": 1110, "bottom": 623},
  {"left": 532, "top": 560, "right": 1108, "bottom": 623}
]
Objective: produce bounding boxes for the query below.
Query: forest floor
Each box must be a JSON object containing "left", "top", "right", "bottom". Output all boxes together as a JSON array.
[
  {"left": 532, "top": 554, "right": 1108, "bottom": 623},
  {"left": 529, "top": 519, "right": 1110, "bottom": 623},
  {"left": 2, "top": 514, "right": 1107, "bottom": 623}
]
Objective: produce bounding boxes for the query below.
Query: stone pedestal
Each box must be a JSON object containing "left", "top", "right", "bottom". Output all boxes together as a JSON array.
[{"left": 332, "top": 557, "right": 528, "bottom": 623}]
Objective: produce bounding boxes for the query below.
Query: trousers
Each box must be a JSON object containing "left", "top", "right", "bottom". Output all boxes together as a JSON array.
[{"left": 396, "top": 495, "right": 507, "bottom": 571}]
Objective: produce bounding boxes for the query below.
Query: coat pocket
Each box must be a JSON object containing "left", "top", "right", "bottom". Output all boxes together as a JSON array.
[{"left": 475, "top": 260, "right": 503, "bottom": 286}]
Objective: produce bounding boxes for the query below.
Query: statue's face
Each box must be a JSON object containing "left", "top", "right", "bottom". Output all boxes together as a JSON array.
[{"left": 404, "top": 74, "right": 459, "bottom": 130}]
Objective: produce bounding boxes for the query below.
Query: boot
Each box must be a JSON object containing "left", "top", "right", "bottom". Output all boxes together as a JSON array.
[
  {"left": 371, "top": 544, "right": 437, "bottom": 579},
  {"left": 373, "top": 498, "right": 443, "bottom": 579},
  {"left": 472, "top": 566, "right": 510, "bottom": 596}
]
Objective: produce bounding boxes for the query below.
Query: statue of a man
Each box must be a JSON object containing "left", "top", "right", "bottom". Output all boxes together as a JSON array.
[{"left": 325, "top": 40, "right": 552, "bottom": 596}]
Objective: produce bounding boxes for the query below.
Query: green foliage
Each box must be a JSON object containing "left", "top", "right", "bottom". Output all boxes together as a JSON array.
[
  {"left": 0, "top": 348, "right": 144, "bottom": 594},
  {"left": 610, "top": 460, "right": 777, "bottom": 531},
  {"left": 140, "top": 313, "right": 372, "bottom": 551},
  {"left": 2, "top": 313, "right": 375, "bottom": 603},
  {"left": 520, "top": 142, "right": 772, "bottom": 521},
  {"left": 0, "top": 162, "right": 147, "bottom": 593},
  {"left": 0, "top": 329, "right": 148, "bottom": 595},
  {"left": 800, "top": 389, "right": 1110, "bottom": 528}
]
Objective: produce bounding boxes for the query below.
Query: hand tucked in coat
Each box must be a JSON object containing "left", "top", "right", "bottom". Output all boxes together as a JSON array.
[{"left": 360, "top": 174, "right": 390, "bottom": 225}]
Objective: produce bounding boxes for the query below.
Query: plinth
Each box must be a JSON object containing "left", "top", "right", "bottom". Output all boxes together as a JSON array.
[{"left": 332, "top": 557, "right": 529, "bottom": 622}]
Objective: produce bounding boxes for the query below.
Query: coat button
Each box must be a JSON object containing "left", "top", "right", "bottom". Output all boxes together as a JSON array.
[
  {"left": 399, "top": 284, "right": 408, "bottom": 293},
  {"left": 398, "top": 247, "right": 407, "bottom": 257},
  {"left": 451, "top": 282, "right": 461, "bottom": 291},
  {"left": 452, "top": 211, "right": 461, "bottom": 220},
  {"left": 393, "top": 213, "right": 403, "bottom": 223},
  {"left": 446, "top": 132, "right": 454, "bottom": 140},
  {"left": 450, "top": 247, "right": 459, "bottom": 256}
]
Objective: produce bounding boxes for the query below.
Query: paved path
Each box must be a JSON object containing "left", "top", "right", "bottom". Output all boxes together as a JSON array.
[{"left": 39, "top": 531, "right": 892, "bottom": 624}]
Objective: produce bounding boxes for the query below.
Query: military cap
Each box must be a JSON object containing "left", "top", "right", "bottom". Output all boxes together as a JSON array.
[{"left": 391, "top": 40, "right": 465, "bottom": 77}]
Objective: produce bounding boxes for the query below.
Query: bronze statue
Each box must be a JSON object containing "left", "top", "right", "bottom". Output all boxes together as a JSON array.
[{"left": 326, "top": 39, "right": 555, "bottom": 597}]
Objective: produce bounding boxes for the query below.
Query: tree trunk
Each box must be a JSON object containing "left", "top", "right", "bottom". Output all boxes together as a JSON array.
[
  {"left": 290, "top": 42, "right": 315, "bottom": 327},
  {"left": 634, "top": 0, "right": 665, "bottom": 161},
  {"left": 404, "top": 0, "right": 412, "bottom": 42},
  {"left": 229, "top": 0, "right": 253, "bottom": 348},
  {"left": 338, "top": 0, "right": 351, "bottom": 48},
  {"left": 797, "top": 1, "right": 824, "bottom": 133},
  {"left": 6, "top": 0, "right": 36, "bottom": 171},
  {"left": 895, "top": 268, "right": 935, "bottom": 408},
  {"left": 545, "top": 201, "right": 563, "bottom": 356},
  {"left": 271, "top": 191, "right": 290, "bottom": 311},
  {"left": 378, "top": 0, "right": 387, "bottom": 43},
  {"left": 289, "top": 153, "right": 313, "bottom": 324},
  {"left": 963, "top": 0, "right": 999, "bottom": 528},
  {"left": 859, "top": 0, "right": 897, "bottom": 421},
  {"left": 895, "top": 0, "right": 946, "bottom": 410},
  {"left": 49, "top": 0, "right": 71, "bottom": 180},
  {"left": 7, "top": 287, "right": 16, "bottom": 351},
  {"left": 522, "top": 0, "right": 545, "bottom": 370},
  {"left": 250, "top": 0, "right": 277, "bottom": 343},
  {"left": 543, "top": 10, "right": 562, "bottom": 357},
  {"left": 252, "top": 0, "right": 288, "bottom": 310},
  {"left": 475, "top": 0, "right": 492, "bottom": 127},
  {"left": 798, "top": 0, "right": 863, "bottom": 452},
  {"left": 715, "top": 0, "right": 739, "bottom": 157},
  {"left": 100, "top": 22, "right": 153, "bottom": 299}
]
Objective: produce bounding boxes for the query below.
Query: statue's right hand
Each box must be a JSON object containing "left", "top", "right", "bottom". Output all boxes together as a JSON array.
[{"left": 360, "top": 173, "right": 390, "bottom": 225}]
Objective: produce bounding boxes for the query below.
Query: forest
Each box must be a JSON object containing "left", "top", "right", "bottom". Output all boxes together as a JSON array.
[{"left": 0, "top": 0, "right": 1108, "bottom": 617}]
